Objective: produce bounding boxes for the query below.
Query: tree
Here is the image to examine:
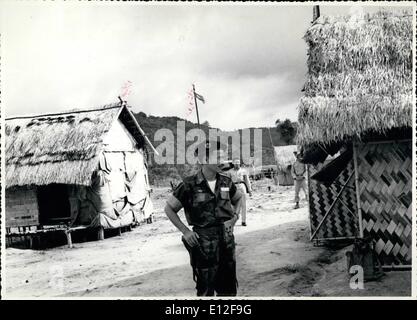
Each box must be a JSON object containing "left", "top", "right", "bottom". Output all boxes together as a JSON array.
[
  {"left": 202, "top": 120, "right": 210, "bottom": 127},
  {"left": 276, "top": 119, "right": 297, "bottom": 144}
]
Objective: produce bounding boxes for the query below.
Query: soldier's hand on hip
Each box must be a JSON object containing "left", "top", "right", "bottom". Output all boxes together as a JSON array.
[{"left": 182, "top": 230, "right": 200, "bottom": 247}]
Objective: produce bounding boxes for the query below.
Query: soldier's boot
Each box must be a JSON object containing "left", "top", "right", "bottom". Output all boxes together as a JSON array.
[{"left": 294, "top": 202, "right": 300, "bottom": 209}]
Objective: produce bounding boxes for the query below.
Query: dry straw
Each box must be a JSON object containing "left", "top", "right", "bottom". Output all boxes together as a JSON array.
[
  {"left": 274, "top": 145, "right": 298, "bottom": 168},
  {"left": 297, "top": 10, "right": 413, "bottom": 147},
  {"left": 5, "top": 103, "right": 122, "bottom": 187}
]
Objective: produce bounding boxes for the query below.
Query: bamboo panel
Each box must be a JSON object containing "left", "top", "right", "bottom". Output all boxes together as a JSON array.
[
  {"left": 357, "top": 141, "right": 412, "bottom": 266},
  {"left": 6, "top": 187, "right": 39, "bottom": 228},
  {"left": 308, "top": 160, "right": 359, "bottom": 240}
]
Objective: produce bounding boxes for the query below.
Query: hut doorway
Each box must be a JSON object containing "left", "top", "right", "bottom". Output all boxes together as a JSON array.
[{"left": 37, "top": 184, "right": 72, "bottom": 225}]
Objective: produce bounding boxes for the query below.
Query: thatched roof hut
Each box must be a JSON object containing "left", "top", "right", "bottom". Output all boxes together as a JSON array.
[
  {"left": 297, "top": 10, "right": 413, "bottom": 150},
  {"left": 5, "top": 103, "right": 157, "bottom": 247},
  {"left": 298, "top": 10, "right": 413, "bottom": 268},
  {"left": 273, "top": 145, "right": 298, "bottom": 169},
  {"left": 6, "top": 103, "right": 156, "bottom": 188},
  {"left": 273, "top": 145, "right": 298, "bottom": 186}
]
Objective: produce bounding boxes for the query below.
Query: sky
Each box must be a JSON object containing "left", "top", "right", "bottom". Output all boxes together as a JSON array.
[{"left": 1, "top": 2, "right": 413, "bottom": 130}]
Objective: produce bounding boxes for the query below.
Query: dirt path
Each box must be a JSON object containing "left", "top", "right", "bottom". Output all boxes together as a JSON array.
[
  {"left": 4, "top": 180, "right": 411, "bottom": 297},
  {"left": 62, "top": 220, "right": 322, "bottom": 297}
]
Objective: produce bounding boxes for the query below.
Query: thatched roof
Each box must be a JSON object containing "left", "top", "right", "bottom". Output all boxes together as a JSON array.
[
  {"left": 297, "top": 10, "right": 413, "bottom": 147},
  {"left": 5, "top": 103, "right": 156, "bottom": 188},
  {"left": 274, "top": 145, "right": 298, "bottom": 168}
]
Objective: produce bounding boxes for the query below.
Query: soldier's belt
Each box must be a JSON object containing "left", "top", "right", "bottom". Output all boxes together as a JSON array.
[{"left": 193, "top": 224, "right": 225, "bottom": 235}]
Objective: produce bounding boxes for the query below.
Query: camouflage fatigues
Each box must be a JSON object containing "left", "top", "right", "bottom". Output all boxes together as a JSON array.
[{"left": 167, "top": 170, "right": 242, "bottom": 296}]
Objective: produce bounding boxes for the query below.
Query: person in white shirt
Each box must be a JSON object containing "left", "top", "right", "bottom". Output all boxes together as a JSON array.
[
  {"left": 291, "top": 152, "right": 308, "bottom": 209},
  {"left": 229, "top": 159, "right": 252, "bottom": 226}
]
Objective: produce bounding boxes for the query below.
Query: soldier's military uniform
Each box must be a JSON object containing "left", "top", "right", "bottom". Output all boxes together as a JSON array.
[{"left": 166, "top": 170, "right": 242, "bottom": 296}]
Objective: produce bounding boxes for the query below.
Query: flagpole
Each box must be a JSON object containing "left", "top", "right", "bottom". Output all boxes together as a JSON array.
[{"left": 192, "top": 84, "right": 201, "bottom": 128}]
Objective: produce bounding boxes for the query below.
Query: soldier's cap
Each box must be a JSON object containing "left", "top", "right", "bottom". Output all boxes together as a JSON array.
[{"left": 194, "top": 139, "right": 227, "bottom": 157}]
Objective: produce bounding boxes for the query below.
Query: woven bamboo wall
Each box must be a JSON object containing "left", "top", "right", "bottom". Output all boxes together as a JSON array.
[
  {"left": 308, "top": 160, "right": 359, "bottom": 240},
  {"left": 357, "top": 141, "right": 412, "bottom": 266}
]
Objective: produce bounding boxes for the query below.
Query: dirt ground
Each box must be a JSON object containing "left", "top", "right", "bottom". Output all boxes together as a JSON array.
[{"left": 4, "top": 179, "right": 411, "bottom": 298}]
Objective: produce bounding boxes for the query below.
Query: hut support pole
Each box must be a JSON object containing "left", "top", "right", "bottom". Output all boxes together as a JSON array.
[
  {"left": 353, "top": 142, "right": 364, "bottom": 238},
  {"left": 65, "top": 230, "right": 73, "bottom": 249},
  {"left": 28, "top": 235, "right": 33, "bottom": 249},
  {"left": 98, "top": 227, "right": 105, "bottom": 241}
]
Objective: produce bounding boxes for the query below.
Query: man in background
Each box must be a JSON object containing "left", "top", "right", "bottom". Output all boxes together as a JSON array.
[
  {"left": 292, "top": 151, "right": 308, "bottom": 209},
  {"left": 229, "top": 159, "right": 252, "bottom": 226}
]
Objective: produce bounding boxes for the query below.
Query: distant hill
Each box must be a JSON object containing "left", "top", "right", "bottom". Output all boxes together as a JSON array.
[{"left": 133, "top": 112, "right": 295, "bottom": 185}]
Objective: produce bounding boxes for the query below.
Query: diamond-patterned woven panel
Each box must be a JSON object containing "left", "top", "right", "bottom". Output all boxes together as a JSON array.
[
  {"left": 308, "top": 160, "right": 359, "bottom": 240},
  {"left": 357, "top": 141, "right": 412, "bottom": 266}
]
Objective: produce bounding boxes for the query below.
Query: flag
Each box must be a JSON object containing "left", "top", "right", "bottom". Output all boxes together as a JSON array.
[
  {"left": 195, "top": 92, "right": 205, "bottom": 104},
  {"left": 186, "top": 89, "right": 195, "bottom": 117},
  {"left": 120, "top": 80, "right": 133, "bottom": 98},
  {"left": 186, "top": 85, "right": 205, "bottom": 118}
]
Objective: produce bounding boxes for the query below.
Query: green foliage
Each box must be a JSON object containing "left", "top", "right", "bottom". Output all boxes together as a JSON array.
[{"left": 275, "top": 119, "right": 297, "bottom": 144}]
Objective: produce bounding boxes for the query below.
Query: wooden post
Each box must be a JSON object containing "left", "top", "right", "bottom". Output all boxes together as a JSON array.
[
  {"left": 353, "top": 142, "right": 364, "bottom": 238},
  {"left": 98, "top": 227, "right": 105, "bottom": 241},
  {"left": 192, "top": 84, "right": 201, "bottom": 128},
  {"left": 307, "top": 165, "right": 314, "bottom": 239},
  {"left": 313, "top": 5, "right": 320, "bottom": 22},
  {"left": 28, "top": 235, "right": 33, "bottom": 249},
  {"left": 65, "top": 230, "right": 73, "bottom": 249},
  {"left": 35, "top": 234, "right": 40, "bottom": 248}
]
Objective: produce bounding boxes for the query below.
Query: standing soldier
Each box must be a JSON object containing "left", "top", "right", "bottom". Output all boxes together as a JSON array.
[
  {"left": 164, "top": 140, "right": 242, "bottom": 296},
  {"left": 229, "top": 159, "right": 252, "bottom": 226},
  {"left": 292, "top": 151, "right": 308, "bottom": 209}
]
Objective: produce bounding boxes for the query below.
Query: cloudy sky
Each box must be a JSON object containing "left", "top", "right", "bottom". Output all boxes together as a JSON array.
[{"left": 1, "top": 2, "right": 412, "bottom": 130}]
